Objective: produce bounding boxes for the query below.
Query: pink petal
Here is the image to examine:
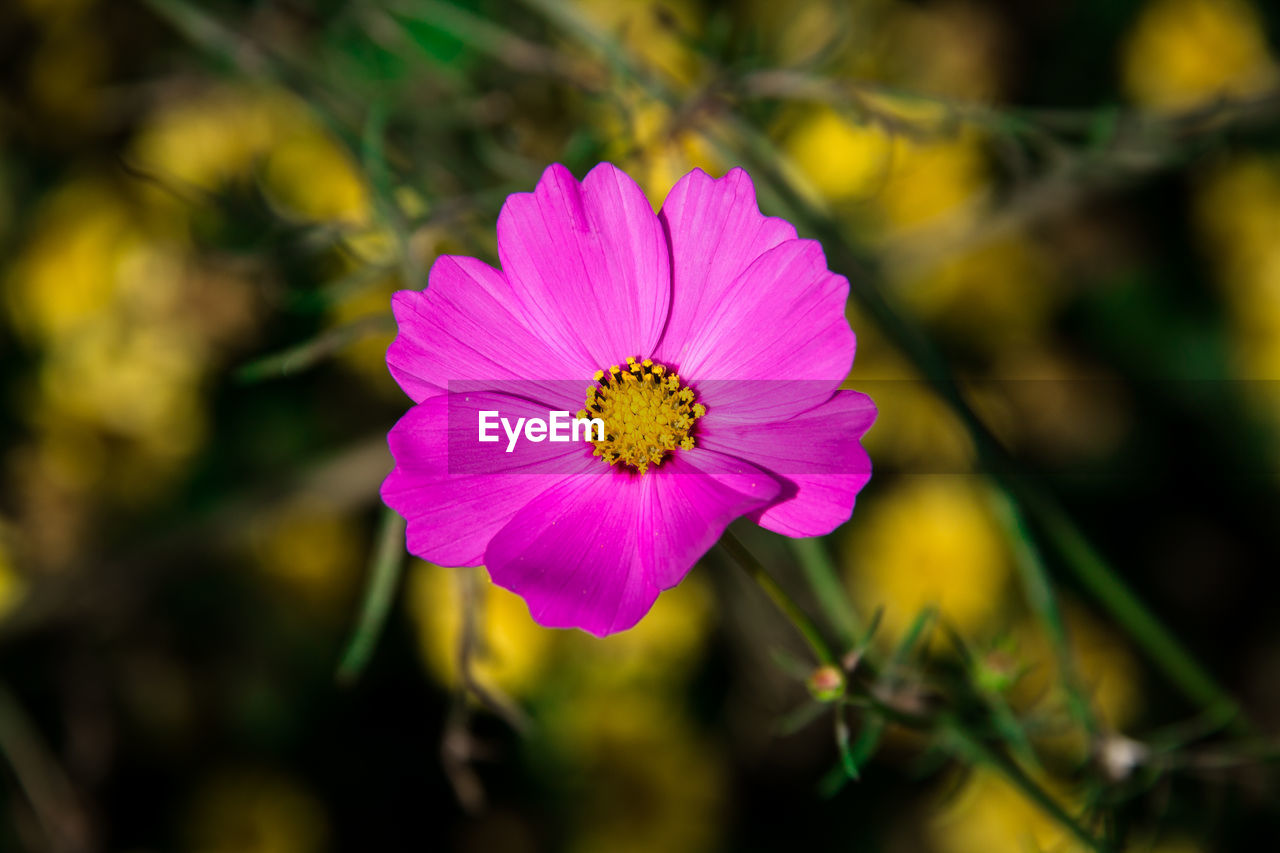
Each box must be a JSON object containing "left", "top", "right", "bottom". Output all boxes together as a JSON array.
[
  {"left": 386, "top": 255, "right": 591, "bottom": 407},
  {"left": 653, "top": 168, "right": 856, "bottom": 423},
  {"left": 497, "top": 163, "right": 671, "bottom": 369},
  {"left": 639, "top": 447, "right": 783, "bottom": 588},
  {"left": 654, "top": 167, "right": 797, "bottom": 366},
  {"left": 675, "top": 236, "right": 851, "bottom": 382},
  {"left": 699, "top": 391, "right": 877, "bottom": 537},
  {"left": 381, "top": 392, "right": 595, "bottom": 568},
  {"left": 484, "top": 449, "right": 779, "bottom": 636}
]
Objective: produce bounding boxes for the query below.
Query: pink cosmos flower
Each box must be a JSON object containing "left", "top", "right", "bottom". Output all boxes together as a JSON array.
[{"left": 382, "top": 163, "right": 875, "bottom": 636}]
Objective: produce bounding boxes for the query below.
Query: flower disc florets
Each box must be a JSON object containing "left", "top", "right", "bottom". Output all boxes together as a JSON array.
[{"left": 576, "top": 356, "right": 706, "bottom": 474}]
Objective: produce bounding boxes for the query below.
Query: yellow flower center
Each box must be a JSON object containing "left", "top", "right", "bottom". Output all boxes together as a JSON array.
[{"left": 576, "top": 357, "right": 706, "bottom": 474}]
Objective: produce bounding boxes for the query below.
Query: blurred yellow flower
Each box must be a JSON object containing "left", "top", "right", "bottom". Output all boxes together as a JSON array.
[
  {"left": 1022, "top": 604, "right": 1144, "bottom": 734},
  {"left": 183, "top": 768, "right": 329, "bottom": 853},
  {"left": 928, "top": 768, "right": 1085, "bottom": 853},
  {"left": 575, "top": 0, "right": 703, "bottom": 87},
  {"left": 1194, "top": 157, "right": 1280, "bottom": 327},
  {"left": 1071, "top": 611, "right": 1143, "bottom": 732},
  {"left": 136, "top": 89, "right": 278, "bottom": 185},
  {"left": 408, "top": 562, "right": 553, "bottom": 698},
  {"left": 1193, "top": 157, "right": 1280, "bottom": 442},
  {"left": 746, "top": 0, "right": 865, "bottom": 68},
  {"left": 130, "top": 88, "right": 285, "bottom": 193},
  {"left": 928, "top": 768, "right": 1203, "bottom": 853},
  {"left": 408, "top": 561, "right": 713, "bottom": 697},
  {"left": 132, "top": 84, "right": 371, "bottom": 226},
  {"left": 6, "top": 179, "right": 151, "bottom": 343},
  {"left": 560, "top": 573, "right": 713, "bottom": 686},
  {"left": 0, "top": 529, "right": 26, "bottom": 621},
  {"left": 844, "top": 318, "right": 975, "bottom": 470},
  {"left": 249, "top": 500, "right": 363, "bottom": 607},
  {"left": 783, "top": 103, "right": 986, "bottom": 232},
  {"left": 876, "top": 131, "right": 986, "bottom": 233},
  {"left": 1122, "top": 0, "right": 1275, "bottom": 111},
  {"left": 1194, "top": 156, "right": 1280, "bottom": 275},
  {"left": 550, "top": 690, "right": 726, "bottom": 853},
  {"left": 784, "top": 107, "right": 900, "bottom": 204},
  {"left": 261, "top": 131, "right": 370, "bottom": 225},
  {"left": 842, "top": 476, "right": 1011, "bottom": 638},
  {"left": 594, "top": 88, "right": 722, "bottom": 207},
  {"left": 891, "top": 236, "right": 1058, "bottom": 347},
  {"left": 326, "top": 271, "right": 402, "bottom": 391},
  {"left": 883, "top": 1, "right": 1006, "bottom": 101},
  {"left": 5, "top": 175, "right": 213, "bottom": 499},
  {"left": 40, "top": 324, "right": 205, "bottom": 451}
]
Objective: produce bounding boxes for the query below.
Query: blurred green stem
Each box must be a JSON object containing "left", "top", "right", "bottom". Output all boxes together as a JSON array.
[
  {"left": 944, "top": 721, "right": 1111, "bottom": 853},
  {"left": 789, "top": 537, "right": 862, "bottom": 649},
  {"left": 987, "top": 485, "right": 1100, "bottom": 738},
  {"left": 362, "top": 99, "right": 424, "bottom": 289},
  {"left": 336, "top": 507, "right": 407, "bottom": 685},
  {"left": 719, "top": 115, "right": 1249, "bottom": 732},
  {"left": 720, "top": 531, "right": 836, "bottom": 666},
  {"left": 1027, "top": 490, "right": 1243, "bottom": 730},
  {"left": 0, "top": 685, "right": 90, "bottom": 852}
]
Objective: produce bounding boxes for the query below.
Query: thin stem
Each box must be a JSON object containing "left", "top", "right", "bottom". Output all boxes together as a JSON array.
[
  {"left": 1028, "top": 492, "right": 1244, "bottom": 732},
  {"left": 719, "top": 530, "right": 836, "bottom": 666},
  {"left": 788, "top": 537, "right": 862, "bottom": 649},
  {"left": 719, "top": 116, "right": 1249, "bottom": 731},
  {"left": 987, "top": 484, "right": 1100, "bottom": 738},
  {"left": 945, "top": 722, "right": 1112, "bottom": 853},
  {"left": 361, "top": 99, "right": 425, "bottom": 289},
  {"left": 0, "top": 684, "right": 92, "bottom": 853},
  {"left": 336, "top": 507, "right": 406, "bottom": 685}
]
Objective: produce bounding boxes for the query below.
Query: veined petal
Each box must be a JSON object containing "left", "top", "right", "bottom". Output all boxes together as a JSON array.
[
  {"left": 699, "top": 390, "right": 876, "bottom": 537},
  {"left": 381, "top": 392, "right": 595, "bottom": 568},
  {"left": 497, "top": 163, "right": 671, "bottom": 369},
  {"left": 674, "top": 238, "right": 855, "bottom": 422},
  {"left": 638, "top": 447, "right": 782, "bottom": 589},
  {"left": 654, "top": 167, "right": 797, "bottom": 366},
  {"left": 484, "top": 449, "right": 779, "bottom": 636},
  {"left": 386, "top": 255, "right": 589, "bottom": 408}
]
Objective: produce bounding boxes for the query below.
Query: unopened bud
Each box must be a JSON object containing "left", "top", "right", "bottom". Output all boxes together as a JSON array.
[
  {"left": 807, "top": 665, "right": 845, "bottom": 702},
  {"left": 975, "top": 649, "right": 1018, "bottom": 694}
]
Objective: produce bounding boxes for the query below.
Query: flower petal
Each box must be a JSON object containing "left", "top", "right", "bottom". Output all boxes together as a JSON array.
[
  {"left": 639, "top": 447, "right": 783, "bottom": 589},
  {"left": 654, "top": 167, "right": 797, "bottom": 365},
  {"left": 699, "top": 390, "right": 877, "bottom": 537},
  {"left": 497, "top": 163, "right": 671, "bottom": 369},
  {"left": 672, "top": 237, "right": 855, "bottom": 423},
  {"left": 381, "top": 392, "right": 595, "bottom": 567},
  {"left": 484, "top": 449, "right": 779, "bottom": 636},
  {"left": 386, "top": 255, "right": 590, "bottom": 406}
]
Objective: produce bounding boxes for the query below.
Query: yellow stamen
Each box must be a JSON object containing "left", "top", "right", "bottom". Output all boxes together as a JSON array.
[{"left": 577, "top": 356, "right": 706, "bottom": 475}]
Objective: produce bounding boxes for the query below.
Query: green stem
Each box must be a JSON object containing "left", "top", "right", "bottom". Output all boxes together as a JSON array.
[
  {"left": 336, "top": 508, "right": 407, "bottom": 685},
  {"left": 719, "top": 530, "right": 836, "bottom": 666},
  {"left": 788, "top": 537, "right": 862, "bottom": 648},
  {"left": 987, "top": 485, "right": 1100, "bottom": 738},
  {"left": 719, "top": 116, "right": 1249, "bottom": 731},
  {"left": 1027, "top": 491, "right": 1243, "bottom": 731},
  {"left": 945, "top": 722, "right": 1112, "bottom": 853},
  {"left": 361, "top": 99, "right": 425, "bottom": 289}
]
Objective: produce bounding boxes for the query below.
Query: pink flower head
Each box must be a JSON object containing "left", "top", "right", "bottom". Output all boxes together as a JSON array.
[{"left": 382, "top": 164, "right": 876, "bottom": 636}]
